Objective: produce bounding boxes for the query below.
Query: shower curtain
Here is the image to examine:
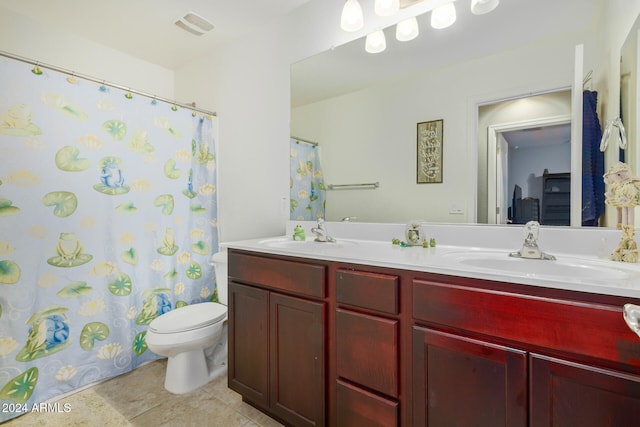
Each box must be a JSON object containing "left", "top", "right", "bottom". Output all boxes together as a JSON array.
[
  {"left": 290, "top": 138, "right": 326, "bottom": 221},
  {"left": 0, "top": 56, "right": 218, "bottom": 422}
]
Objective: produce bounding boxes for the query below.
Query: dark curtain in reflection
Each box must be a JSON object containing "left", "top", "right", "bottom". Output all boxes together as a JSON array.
[{"left": 582, "top": 90, "right": 604, "bottom": 226}]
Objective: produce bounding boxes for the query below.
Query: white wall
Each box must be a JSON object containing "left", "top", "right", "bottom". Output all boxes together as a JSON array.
[
  {"left": 509, "top": 144, "right": 571, "bottom": 202},
  {"left": 174, "top": 30, "right": 293, "bottom": 242},
  {"left": 0, "top": 7, "right": 174, "bottom": 99},
  {"left": 173, "top": 1, "right": 449, "bottom": 241}
]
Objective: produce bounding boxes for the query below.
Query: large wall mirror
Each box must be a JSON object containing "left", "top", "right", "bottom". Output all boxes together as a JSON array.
[{"left": 291, "top": 0, "right": 619, "bottom": 226}]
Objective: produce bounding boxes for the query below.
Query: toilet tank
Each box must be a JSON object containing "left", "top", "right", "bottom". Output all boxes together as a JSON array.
[{"left": 211, "top": 250, "right": 228, "bottom": 305}]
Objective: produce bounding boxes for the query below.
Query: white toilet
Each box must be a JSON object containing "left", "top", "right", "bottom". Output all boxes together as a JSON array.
[{"left": 146, "top": 250, "right": 229, "bottom": 394}]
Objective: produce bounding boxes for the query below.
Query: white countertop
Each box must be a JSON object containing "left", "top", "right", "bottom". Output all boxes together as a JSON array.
[{"left": 223, "top": 222, "right": 640, "bottom": 300}]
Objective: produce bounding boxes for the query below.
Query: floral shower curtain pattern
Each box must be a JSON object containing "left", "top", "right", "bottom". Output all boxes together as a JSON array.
[
  {"left": 0, "top": 56, "right": 218, "bottom": 421},
  {"left": 290, "top": 138, "right": 325, "bottom": 221}
]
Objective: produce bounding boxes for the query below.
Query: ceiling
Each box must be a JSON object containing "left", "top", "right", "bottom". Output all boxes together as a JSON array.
[
  {"left": 2, "top": 1, "right": 599, "bottom": 87},
  {"left": 504, "top": 124, "right": 572, "bottom": 150},
  {"left": 0, "top": 0, "right": 312, "bottom": 69}
]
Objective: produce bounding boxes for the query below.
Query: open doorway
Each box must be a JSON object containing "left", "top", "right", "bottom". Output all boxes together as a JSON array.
[
  {"left": 492, "top": 120, "right": 572, "bottom": 225},
  {"left": 478, "top": 89, "right": 573, "bottom": 224}
]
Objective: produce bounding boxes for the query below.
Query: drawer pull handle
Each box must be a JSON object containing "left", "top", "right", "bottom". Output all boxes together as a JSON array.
[{"left": 623, "top": 304, "right": 640, "bottom": 338}]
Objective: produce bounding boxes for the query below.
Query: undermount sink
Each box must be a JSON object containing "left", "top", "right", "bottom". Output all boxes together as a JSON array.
[
  {"left": 442, "top": 250, "right": 634, "bottom": 282},
  {"left": 258, "top": 237, "right": 358, "bottom": 250}
]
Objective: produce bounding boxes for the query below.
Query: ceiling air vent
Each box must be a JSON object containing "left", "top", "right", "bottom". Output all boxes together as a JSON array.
[{"left": 174, "top": 11, "right": 214, "bottom": 36}]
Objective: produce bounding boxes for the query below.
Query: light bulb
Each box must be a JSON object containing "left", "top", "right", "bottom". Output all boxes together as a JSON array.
[
  {"left": 431, "top": 3, "right": 456, "bottom": 29},
  {"left": 471, "top": 0, "right": 500, "bottom": 15},
  {"left": 396, "top": 17, "right": 419, "bottom": 42},
  {"left": 375, "top": 0, "right": 400, "bottom": 17},
  {"left": 365, "top": 30, "right": 386, "bottom": 54},
  {"left": 341, "top": 0, "right": 364, "bottom": 32}
]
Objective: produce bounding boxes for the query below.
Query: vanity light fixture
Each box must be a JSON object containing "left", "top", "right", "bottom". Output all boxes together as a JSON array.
[
  {"left": 471, "top": 0, "right": 500, "bottom": 15},
  {"left": 431, "top": 2, "right": 457, "bottom": 29},
  {"left": 396, "top": 16, "right": 419, "bottom": 41},
  {"left": 341, "top": 0, "right": 364, "bottom": 32},
  {"left": 375, "top": 0, "right": 400, "bottom": 17},
  {"left": 345, "top": 0, "right": 499, "bottom": 52},
  {"left": 365, "top": 30, "right": 387, "bottom": 53}
]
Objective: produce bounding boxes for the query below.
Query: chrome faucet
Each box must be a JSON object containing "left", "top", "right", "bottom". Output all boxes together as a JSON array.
[
  {"left": 311, "top": 218, "right": 335, "bottom": 242},
  {"left": 509, "top": 221, "right": 556, "bottom": 260}
]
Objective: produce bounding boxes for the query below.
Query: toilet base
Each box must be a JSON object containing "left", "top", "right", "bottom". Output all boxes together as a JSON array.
[
  {"left": 164, "top": 351, "right": 228, "bottom": 394},
  {"left": 163, "top": 333, "right": 228, "bottom": 394}
]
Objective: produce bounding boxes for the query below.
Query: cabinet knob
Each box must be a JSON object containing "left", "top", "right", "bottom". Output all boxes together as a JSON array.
[{"left": 623, "top": 303, "right": 640, "bottom": 338}]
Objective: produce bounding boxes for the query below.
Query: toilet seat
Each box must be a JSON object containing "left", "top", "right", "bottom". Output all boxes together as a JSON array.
[{"left": 149, "top": 302, "right": 227, "bottom": 334}]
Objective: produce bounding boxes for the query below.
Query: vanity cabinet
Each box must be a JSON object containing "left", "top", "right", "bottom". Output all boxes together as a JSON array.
[
  {"left": 412, "top": 276, "right": 640, "bottom": 426},
  {"left": 227, "top": 247, "right": 640, "bottom": 426},
  {"left": 228, "top": 251, "right": 326, "bottom": 427}
]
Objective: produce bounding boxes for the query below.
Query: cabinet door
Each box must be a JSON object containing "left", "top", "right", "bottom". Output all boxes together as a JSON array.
[
  {"left": 530, "top": 353, "right": 640, "bottom": 426},
  {"left": 413, "top": 327, "right": 527, "bottom": 427},
  {"left": 228, "top": 282, "right": 269, "bottom": 407},
  {"left": 270, "top": 292, "right": 325, "bottom": 427}
]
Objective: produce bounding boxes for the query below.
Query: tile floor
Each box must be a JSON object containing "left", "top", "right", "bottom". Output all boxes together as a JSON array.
[{"left": 3, "top": 359, "right": 283, "bottom": 426}]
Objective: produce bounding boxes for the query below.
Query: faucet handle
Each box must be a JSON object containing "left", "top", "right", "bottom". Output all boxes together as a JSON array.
[
  {"left": 624, "top": 304, "right": 640, "bottom": 338},
  {"left": 524, "top": 220, "right": 540, "bottom": 242}
]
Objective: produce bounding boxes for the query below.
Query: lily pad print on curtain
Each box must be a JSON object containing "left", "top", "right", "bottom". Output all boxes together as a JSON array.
[
  {"left": 0, "top": 54, "right": 219, "bottom": 422},
  {"left": 417, "top": 119, "right": 444, "bottom": 184}
]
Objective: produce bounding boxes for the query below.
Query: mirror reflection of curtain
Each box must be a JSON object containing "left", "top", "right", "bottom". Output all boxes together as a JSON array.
[
  {"left": 582, "top": 90, "right": 605, "bottom": 226},
  {"left": 0, "top": 55, "right": 218, "bottom": 422},
  {"left": 290, "top": 138, "right": 325, "bottom": 220}
]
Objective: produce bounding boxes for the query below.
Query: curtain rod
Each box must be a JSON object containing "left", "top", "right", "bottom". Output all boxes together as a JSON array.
[
  {"left": 0, "top": 50, "right": 217, "bottom": 117},
  {"left": 291, "top": 136, "right": 319, "bottom": 146}
]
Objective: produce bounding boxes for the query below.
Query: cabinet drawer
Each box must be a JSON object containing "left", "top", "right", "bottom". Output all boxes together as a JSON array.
[
  {"left": 228, "top": 251, "right": 326, "bottom": 298},
  {"left": 336, "top": 380, "right": 398, "bottom": 427},
  {"left": 336, "top": 308, "right": 398, "bottom": 397},
  {"left": 336, "top": 269, "right": 399, "bottom": 314},
  {"left": 413, "top": 279, "right": 640, "bottom": 368}
]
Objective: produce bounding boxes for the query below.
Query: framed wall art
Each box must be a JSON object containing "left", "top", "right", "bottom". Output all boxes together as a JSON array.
[{"left": 416, "top": 119, "right": 443, "bottom": 183}]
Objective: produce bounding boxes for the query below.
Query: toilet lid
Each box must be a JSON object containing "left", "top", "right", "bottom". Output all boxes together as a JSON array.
[{"left": 149, "top": 302, "right": 227, "bottom": 334}]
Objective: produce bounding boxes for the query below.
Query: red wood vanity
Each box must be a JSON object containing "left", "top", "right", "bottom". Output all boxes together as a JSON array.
[{"left": 227, "top": 248, "right": 640, "bottom": 426}]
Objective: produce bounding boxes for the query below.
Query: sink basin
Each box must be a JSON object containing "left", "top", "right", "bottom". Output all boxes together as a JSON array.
[
  {"left": 258, "top": 237, "right": 358, "bottom": 250},
  {"left": 442, "top": 250, "right": 634, "bottom": 282}
]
